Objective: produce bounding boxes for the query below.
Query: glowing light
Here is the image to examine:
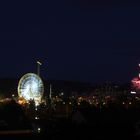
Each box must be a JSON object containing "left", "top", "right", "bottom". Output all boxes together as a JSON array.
[
  {"left": 131, "top": 91, "right": 136, "bottom": 94},
  {"left": 79, "top": 97, "right": 82, "bottom": 100},
  {"left": 37, "top": 61, "right": 42, "bottom": 65},
  {"left": 18, "top": 73, "right": 44, "bottom": 106},
  {"left": 37, "top": 127, "right": 41, "bottom": 133},
  {"left": 131, "top": 65, "right": 140, "bottom": 90},
  {"left": 132, "top": 77, "right": 140, "bottom": 89},
  {"left": 35, "top": 116, "right": 39, "bottom": 120},
  {"left": 103, "top": 102, "right": 106, "bottom": 105},
  {"left": 135, "top": 97, "right": 140, "bottom": 100},
  {"left": 131, "top": 64, "right": 140, "bottom": 89},
  {"left": 18, "top": 100, "right": 24, "bottom": 105},
  {"left": 12, "top": 94, "right": 15, "bottom": 97},
  {"left": 60, "top": 92, "right": 64, "bottom": 96}
]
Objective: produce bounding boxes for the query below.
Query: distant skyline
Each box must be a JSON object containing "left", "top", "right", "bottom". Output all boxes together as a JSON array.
[{"left": 0, "top": 1, "right": 140, "bottom": 83}]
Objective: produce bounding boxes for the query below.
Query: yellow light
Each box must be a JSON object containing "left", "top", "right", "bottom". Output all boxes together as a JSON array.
[{"left": 79, "top": 97, "right": 82, "bottom": 100}]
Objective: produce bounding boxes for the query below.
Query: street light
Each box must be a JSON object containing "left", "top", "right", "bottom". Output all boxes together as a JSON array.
[{"left": 37, "top": 61, "right": 42, "bottom": 76}]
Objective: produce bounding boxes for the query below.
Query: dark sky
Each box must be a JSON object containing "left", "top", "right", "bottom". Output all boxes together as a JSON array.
[{"left": 0, "top": 1, "right": 140, "bottom": 83}]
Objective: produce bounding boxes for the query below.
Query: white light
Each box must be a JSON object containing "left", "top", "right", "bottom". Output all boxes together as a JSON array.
[
  {"left": 37, "top": 61, "right": 42, "bottom": 65},
  {"left": 131, "top": 91, "right": 136, "bottom": 94},
  {"left": 35, "top": 116, "right": 39, "bottom": 120},
  {"left": 37, "top": 127, "right": 41, "bottom": 133}
]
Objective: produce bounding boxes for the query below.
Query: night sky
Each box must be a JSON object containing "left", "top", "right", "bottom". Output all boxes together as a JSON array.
[{"left": 0, "top": 1, "right": 140, "bottom": 83}]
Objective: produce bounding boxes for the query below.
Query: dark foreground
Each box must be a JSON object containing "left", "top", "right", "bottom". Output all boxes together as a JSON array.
[
  {"left": 0, "top": 114, "right": 140, "bottom": 140},
  {"left": 1, "top": 100, "right": 140, "bottom": 140}
]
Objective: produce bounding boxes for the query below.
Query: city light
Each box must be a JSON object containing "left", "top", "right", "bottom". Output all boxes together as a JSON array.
[
  {"left": 35, "top": 116, "right": 39, "bottom": 120},
  {"left": 103, "top": 102, "right": 106, "bottom": 105},
  {"left": 60, "top": 92, "right": 64, "bottom": 96},
  {"left": 131, "top": 91, "right": 136, "bottom": 94},
  {"left": 12, "top": 94, "right": 15, "bottom": 97},
  {"left": 37, "top": 127, "right": 41, "bottom": 133}
]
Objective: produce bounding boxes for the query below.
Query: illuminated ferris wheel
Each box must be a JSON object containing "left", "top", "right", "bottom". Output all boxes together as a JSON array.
[{"left": 18, "top": 73, "right": 44, "bottom": 104}]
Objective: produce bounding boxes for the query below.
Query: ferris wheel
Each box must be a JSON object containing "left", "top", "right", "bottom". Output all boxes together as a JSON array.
[{"left": 18, "top": 73, "right": 44, "bottom": 104}]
